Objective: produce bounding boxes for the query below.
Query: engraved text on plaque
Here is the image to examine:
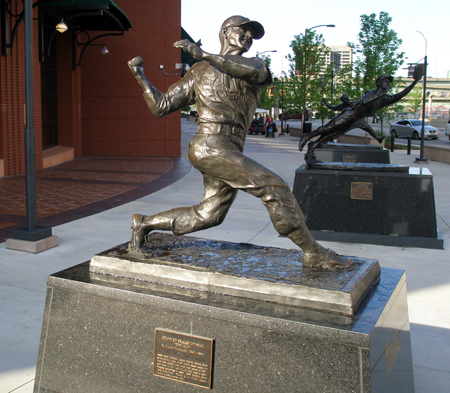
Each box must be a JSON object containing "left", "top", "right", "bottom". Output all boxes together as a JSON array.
[{"left": 154, "top": 329, "right": 214, "bottom": 389}]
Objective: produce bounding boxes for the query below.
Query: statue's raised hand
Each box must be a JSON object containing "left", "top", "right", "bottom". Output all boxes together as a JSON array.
[
  {"left": 413, "top": 64, "right": 425, "bottom": 81},
  {"left": 173, "top": 39, "right": 204, "bottom": 60},
  {"left": 128, "top": 56, "right": 144, "bottom": 77}
]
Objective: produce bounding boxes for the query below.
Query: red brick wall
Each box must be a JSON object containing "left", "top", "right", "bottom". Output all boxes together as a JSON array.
[
  {"left": 57, "top": 32, "right": 82, "bottom": 157},
  {"left": 0, "top": 1, "right": 42, "bottom": 176},
  {"left": 80, "top": 0, "right": 182, "bottom": 157},
  {"left": 0, "top": 0, "right": 182, "bottom": 176}
]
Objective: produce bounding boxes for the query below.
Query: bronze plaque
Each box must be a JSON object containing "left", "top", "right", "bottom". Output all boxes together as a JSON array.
[
  {"left": 153, "top": 328, "right": 214, "bottom": 389},
  {"left": 351, "top": 182, "right": 373, "bottom": 200},
  {"left": 343, "top": 154, "right": 356, "bottom": 163}
]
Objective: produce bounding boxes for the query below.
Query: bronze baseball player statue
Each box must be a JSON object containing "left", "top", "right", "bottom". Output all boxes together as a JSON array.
[{"left": 127, "top": 15, "right": 354, "bottom": 269}]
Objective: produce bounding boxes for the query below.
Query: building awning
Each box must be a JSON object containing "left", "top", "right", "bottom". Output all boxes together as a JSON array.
[{"left": 39, "top": 0, "right": 132, "bottom": 32}]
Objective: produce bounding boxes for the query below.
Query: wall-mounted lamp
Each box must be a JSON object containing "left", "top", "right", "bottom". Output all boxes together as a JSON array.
[
  {"left": 100, "top": 45, "right": 109, "bottom": 55},
  {"left": 56, "top": 19, "right": 68, "bottom": 33}
]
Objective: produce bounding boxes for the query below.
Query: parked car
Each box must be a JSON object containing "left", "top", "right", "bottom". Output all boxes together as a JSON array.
[
  {"left": 248, "top": 118, "right": 266, "bottom": 135},
  {"left": 390, "top": 119, "right": 440, "bottom": 140},
  {"left": 446, "top": 122, "right": 450, "bottom": 140}
]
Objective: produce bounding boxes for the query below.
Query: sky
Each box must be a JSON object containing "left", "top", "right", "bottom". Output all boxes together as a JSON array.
[{"left": 181, "top": 0, "right": 450, "bottom": 79}]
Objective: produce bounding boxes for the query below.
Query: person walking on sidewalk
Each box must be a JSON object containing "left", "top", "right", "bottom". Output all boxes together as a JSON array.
[{"left": 127, "top": 15, "right": 354, "bottom": 269}]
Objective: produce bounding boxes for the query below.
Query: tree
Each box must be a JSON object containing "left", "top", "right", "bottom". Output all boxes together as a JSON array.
[
  {"left": 258, "top": 54, "right": 277, "bottom": 111},
  {"left": 347, "top": 12, "right": 405, "bottom": 132},
  {"left": 286, "top": 30, "right": 331, "bottom": 130},
  {"left": 315, "top": 62, "right": 336, "bottom": 124},
  {"left": 350, "top": 12, "right": 404, "bottom": 90},
  {"left": 404, "top": 86, "right": 423, "bottom": 118}
]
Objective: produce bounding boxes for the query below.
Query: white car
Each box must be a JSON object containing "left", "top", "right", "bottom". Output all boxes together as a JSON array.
[{"left": 390, "top": 119, "right": 440, "bottom": 140}]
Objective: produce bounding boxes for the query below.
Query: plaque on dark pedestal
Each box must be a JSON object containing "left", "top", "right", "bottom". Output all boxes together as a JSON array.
[
  {"left": 292, "top": 165, "right": 443, "bottom": 249},
  {"left": 315, "top": 142, "right": 390, "bottom": 164},
  {"left": 34, "top": 236, "right": 414, "bottom": 393}
]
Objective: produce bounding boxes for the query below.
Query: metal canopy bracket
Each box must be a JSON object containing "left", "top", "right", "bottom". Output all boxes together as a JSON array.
[{"left": 1, "top": 0, "right": 132, "bottom": 63}]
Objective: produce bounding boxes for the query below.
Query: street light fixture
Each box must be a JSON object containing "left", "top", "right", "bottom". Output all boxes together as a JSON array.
[
  {"left": 416, "top": 30, "right": 428, "bottom": 163},
  {"left": 307, "top": 24, "right": 335, "bottom": 31},
  {"left": 256, "top": 50, "right": 277, "bottom": 57}
]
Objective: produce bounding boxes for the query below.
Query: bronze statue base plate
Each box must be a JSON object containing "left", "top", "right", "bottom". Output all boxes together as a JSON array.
[
  {"left": 90, "top": 233, "right": 380, "bottom": 315},
  {"left": 306, "top": 161, "right": 409, "bottom": 172}
]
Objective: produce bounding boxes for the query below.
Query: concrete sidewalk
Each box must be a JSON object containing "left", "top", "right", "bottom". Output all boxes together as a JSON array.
[{"left": 1, "top": 118, "right": 449, "bottom": 392}]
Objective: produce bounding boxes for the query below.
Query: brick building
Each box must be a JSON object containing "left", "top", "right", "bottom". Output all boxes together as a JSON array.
[{"left": 1, "top": 0, "right": 183, "bottom": 177}]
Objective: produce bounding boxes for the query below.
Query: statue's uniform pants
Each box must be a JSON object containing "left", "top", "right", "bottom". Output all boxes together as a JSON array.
[{"left": 152, "top": 123, "right": 307, "bottom": 239}]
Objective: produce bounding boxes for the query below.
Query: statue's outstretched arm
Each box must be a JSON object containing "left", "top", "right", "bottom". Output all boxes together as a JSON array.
[
  {"left": 383, "top": 79, "right": 419, "bottom": 107},
  {"left": 128, "top": 56, "right": 194, "bottom": 117},
  {"left": 323, "top": 102, "right": 341, "bottom": 111},
  {"left": 173, "top": 39, "right": 271, "bottom": 85},
  {"left": 384, "top": 66, "right": 424, "bottom": 107}
]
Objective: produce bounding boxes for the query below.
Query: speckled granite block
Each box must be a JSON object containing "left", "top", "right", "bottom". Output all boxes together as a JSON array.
[
  {"left": 34, "top": 262, "right": 414, "bottom": 392},
  {"left": 293, "top": 165, "right": 443, "bottom": 249},
  {"left": 314, "top": 143, "right": 390, "bottom": 164}
]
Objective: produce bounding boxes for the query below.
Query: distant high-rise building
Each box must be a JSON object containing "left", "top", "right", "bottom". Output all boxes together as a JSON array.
[{"left": 322, "top": 46, "right": 352, "bottom": 71}]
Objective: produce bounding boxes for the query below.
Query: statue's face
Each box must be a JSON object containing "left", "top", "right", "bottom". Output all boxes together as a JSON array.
[
  {"left": 225, "top": 25, "right": 254, "bottom": 53},
  {"left": 379, "top": 78, "right": 391, "bottom": 90}
]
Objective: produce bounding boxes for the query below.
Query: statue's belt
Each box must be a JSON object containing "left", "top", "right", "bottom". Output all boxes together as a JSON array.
[{"left": 197, "top": 124, "right": 246, "bottom": 149}]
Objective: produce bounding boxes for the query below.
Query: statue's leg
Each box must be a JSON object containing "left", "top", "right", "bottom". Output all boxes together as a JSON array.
[
  {"left": 299, "top": 121, "right": 335, "bottom": 151},
  {"left": 129, "top": 174, "right": 238, "bottom": 251},
  {"left": 241, "top": 164, "right": 354, "bottom": 268},
  {"left": 355, "top": 120, "right": 385, "bottom": 143},
  {"left": 192, "top": 142, "right": 354, "bottom": 269}
]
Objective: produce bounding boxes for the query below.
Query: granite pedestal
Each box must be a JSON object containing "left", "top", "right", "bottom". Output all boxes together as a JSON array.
[
  {"left": 293, "top": 165, "right": 443, "bottom": 249},
  {"left": 314, "top": 143, "right": 390, "bottom": 164},
  {"left": 34, "top": 235, "right": 414, "bottom": 392}
]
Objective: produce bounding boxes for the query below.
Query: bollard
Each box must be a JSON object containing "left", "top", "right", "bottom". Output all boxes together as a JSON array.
[
  {"left": 286, "top": 124, "right": 290, "bottom": 134},
  {"left": 407, "top": 137, "right": 411, "bottom": 155},
  {"left": 390, "top": 133, "right": 395, "bottom": 152}
]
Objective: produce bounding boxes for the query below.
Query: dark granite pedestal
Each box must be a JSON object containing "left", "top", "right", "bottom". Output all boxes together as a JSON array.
[
  {"left": 314, "top": 143, "right": 390, "bottom": 164},
  {"left": 34, "top": 237, "right": 414, "bottom": 393},
  {"left": 293, "top": 165, "right": 443, "bottom": 249}
]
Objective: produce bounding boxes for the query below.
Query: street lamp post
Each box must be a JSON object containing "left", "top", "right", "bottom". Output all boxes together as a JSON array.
[
  {"left": 9, "top": 0, "right": 54, "bottom": 250},
  {"left": 273, "top": 77, "right": 285, "bottom": 134},
  {"left": 416, "top": 30, "right": 428, "bottom": 163}
]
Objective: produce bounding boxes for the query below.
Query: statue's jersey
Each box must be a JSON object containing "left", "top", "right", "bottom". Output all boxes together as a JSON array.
[
  {"left": 191, "top": 61, "right": 267, "bottom": 131},
  {"left": 152, "top": 59, "right": 271, "bottom": 132}
]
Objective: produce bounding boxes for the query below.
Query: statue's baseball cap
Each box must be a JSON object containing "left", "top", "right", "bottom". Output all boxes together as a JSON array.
[
  {"left": 376, "top": 75, "right": 393, "bottom": 85},
  {"left": 221, "top": 16, "right": 265, "bottom": 39}
]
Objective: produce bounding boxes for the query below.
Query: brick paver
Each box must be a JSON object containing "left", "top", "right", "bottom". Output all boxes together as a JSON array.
[{"left": 0, "top": 155, "right": 190, "bottom": 242}]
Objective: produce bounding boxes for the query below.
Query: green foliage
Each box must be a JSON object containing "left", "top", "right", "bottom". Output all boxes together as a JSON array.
[
  {"left": 284, "top": 30, "right": 330, "bottom": 123},
  {"left": 335, "top": 12, "right": 404, "bottom": 106},
  {"left": 338, "top": 12, "right": 406, "bottom": 132},
  {"left": 404, "top": 87, "right": 423, "bottom": 117},
  {"left": 350, "top": 12, "right": 405, "bottom": 91},
  {"left": 258, "top": 54, "right": 277, "bottom": 110}
]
